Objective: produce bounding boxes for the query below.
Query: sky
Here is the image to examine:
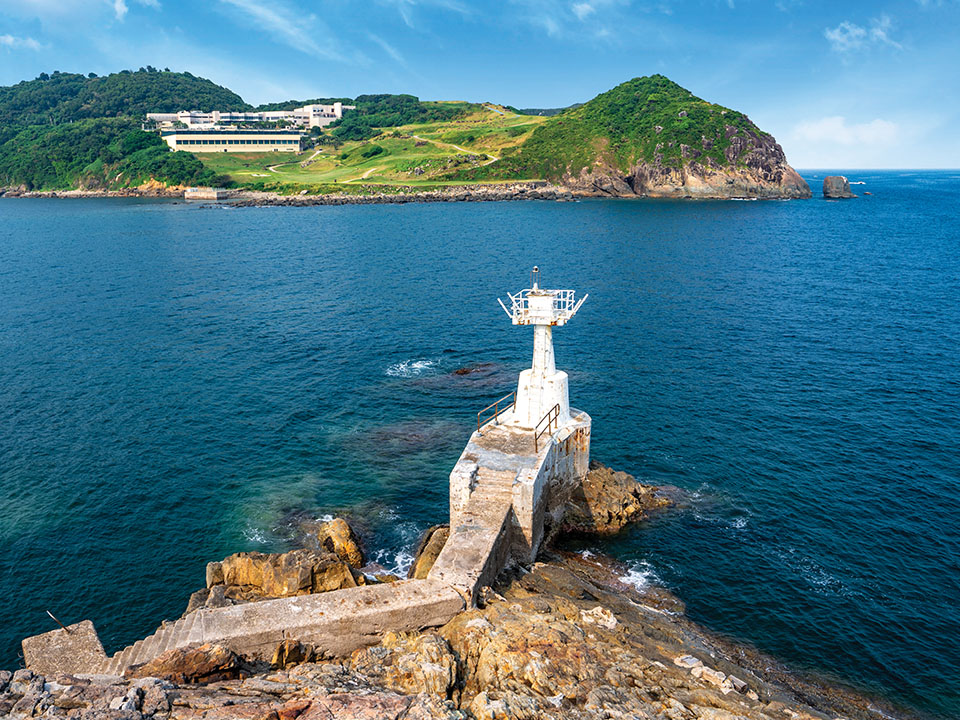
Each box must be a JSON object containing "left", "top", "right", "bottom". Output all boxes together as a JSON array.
[{"left": 1, "top": 0, "right": 958, "bottom": 168}]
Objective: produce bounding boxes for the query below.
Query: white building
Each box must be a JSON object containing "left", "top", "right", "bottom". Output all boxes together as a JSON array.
[
  {"left": 147, "top": 102, "right": 355, "bottom": 130},
  {"left": 159, "top": 128, "right": 303, "bottom": 153}
]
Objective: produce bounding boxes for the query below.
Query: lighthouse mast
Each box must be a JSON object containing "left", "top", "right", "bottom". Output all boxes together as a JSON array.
[{"left": 498, "top": 267, "right": 588, "bottom": 429}]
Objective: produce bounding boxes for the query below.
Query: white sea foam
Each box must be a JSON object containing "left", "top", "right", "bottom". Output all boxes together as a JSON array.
[
  {"left": 373, "top": 547, "right": 416, "bottom": 577},
  {"left": 732, "top": 517, "right": 748, "bottom": 530},
  {"left": 580, "top": 549, "right": 596, "bottom": 558},
  {"left": 243, "top": 526, "right": 269, "bottom": 544},
  {"left": 620, "top": 560, "right": 658, "bottom": 591},
  {"left": 385, "top": 359, "right": 438, "bottom": 378}
]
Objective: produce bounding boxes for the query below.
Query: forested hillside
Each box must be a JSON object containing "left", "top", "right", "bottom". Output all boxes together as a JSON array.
[
  {"left": 0, "top": 119, "right": 219, "bottom": 190},
  {"left": 0, "top": 69, "right": 248, "bottom": 127}
]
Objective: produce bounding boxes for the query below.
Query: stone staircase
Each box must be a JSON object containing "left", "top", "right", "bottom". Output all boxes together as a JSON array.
[
  {"left": 99, "top": 611, "right": 204, "bottom": 675},
  {"left": 472, "top": 468, "right": 517, "bottom": 504}
]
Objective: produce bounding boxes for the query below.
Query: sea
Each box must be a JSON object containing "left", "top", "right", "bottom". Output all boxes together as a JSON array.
[{"left": 1, "top": 170, "right": 958, "bottom": 718}]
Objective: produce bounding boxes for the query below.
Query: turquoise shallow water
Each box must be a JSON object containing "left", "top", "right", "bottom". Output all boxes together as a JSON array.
[{"left": 1, "top": 171, "right": 958, "bottom": 718}]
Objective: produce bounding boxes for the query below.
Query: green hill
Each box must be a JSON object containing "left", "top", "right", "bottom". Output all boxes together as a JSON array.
[
  {"left": 0, "top": 69, "right": 248, "bottom": 128},
  {"left": 454, "top": 75, "right": 758, "bottom": 180},
  {"left": 448, "top": 75, "right": 809, "bottom": 198}
]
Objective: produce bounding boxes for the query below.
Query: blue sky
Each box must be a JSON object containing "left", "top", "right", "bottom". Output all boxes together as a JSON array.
[{"left": 1, "top": 0, "right": 958, "bottom": 168}]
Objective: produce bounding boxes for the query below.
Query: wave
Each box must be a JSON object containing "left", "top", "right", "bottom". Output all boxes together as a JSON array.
[
  {"left": 619, "top": 559, "right": 658, "bottom": 591},
  {"left": 242, "top": 525, "right": 269, "bottom": 544},
  {"left": 385, "top": 358, "right": 438, "bottom": 378}
]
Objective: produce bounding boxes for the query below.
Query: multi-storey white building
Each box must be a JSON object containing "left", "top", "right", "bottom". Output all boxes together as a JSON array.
[{"left": 146, "top": 102, "right": 355, "bottom": 130}]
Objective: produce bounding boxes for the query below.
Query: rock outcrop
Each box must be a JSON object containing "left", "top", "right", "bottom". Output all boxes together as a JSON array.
[
  {"left": 562, "top": 461, "right": 673, "bottom": 534},
  {"left": 312, "top": 517, "right": 366, "bottom": 568},
  {"left": 126, "top": 644, "right": 240, "bottom": 684},
  {"left": 408, "top": 525, "right": 450, "bottom": 579},
  {"left": 565, "top": 129, "right": 811, "bottom": 200},
  {"left": 823, "top": 175, "right": 857, "bottom": 199},
  {"left": 185, "top": 547, "right": 360, "bottom": 615}
]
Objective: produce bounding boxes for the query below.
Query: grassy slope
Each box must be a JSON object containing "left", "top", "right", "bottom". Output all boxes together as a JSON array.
[{"left": 199, "top": 105, "right": 548, "bottom": 191}]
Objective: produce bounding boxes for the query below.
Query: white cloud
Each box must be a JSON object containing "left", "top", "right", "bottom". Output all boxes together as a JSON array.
[
  {"left": 824, "top": 14, "right": 902, "bottom": 52},
  {"left": 377, "top": 0, "right": 472, "bottom": 29},
  {"left": 572, "top": 2, "right": 595, "bottom": 20},
  {"left": 510, "top": 0, "right": 628, "bottom": 39},
  {"left": 0, "top": 33, "right": 42, "bottom": 50},
  {"left": 368, "top": 33, "right": 406, "bottom": 65},
  {"left": 217, "top": 0, "right": 348, "bottom": 61},
  {"left": 113, "top": 0, "right": 127, "bottom": 20},
  {"left": 793, "top": 116, "right": 899, "bottom": 146}
]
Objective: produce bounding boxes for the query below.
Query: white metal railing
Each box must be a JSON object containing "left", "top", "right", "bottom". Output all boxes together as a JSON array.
[{"left": 497, "top": 288, "right": 587, "bottom": 325}]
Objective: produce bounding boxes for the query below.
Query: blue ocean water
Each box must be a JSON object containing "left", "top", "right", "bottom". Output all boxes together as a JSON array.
[{"left": 1, "top": 171, "right": 958, "bottom": 718}]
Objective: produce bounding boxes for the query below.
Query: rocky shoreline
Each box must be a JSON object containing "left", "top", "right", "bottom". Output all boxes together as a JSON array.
[
  {"left": 4, "top": 464, "right": 914, "bottom": 720},
  {"left": 0, "top": 176, "right": 812, "bottom": 206}
]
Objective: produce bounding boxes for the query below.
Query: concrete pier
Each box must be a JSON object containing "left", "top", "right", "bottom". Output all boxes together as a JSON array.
[{"left": 21, "top": 268, "right": 592, "bottom": 676}]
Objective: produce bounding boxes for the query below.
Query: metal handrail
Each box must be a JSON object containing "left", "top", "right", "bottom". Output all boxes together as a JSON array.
[
  {"left": 477, "top": 391, "right": 516, "bottom": 434},
  {"left": 534, "top": 403, "right": 561, "bottom": 453}
]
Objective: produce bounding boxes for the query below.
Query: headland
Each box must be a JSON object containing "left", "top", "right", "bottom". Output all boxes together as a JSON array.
[{"left": 0, "top": 71, "right": 809, "bottom": 201}]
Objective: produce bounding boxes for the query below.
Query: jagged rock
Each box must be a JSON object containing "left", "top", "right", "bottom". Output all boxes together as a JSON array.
[
  {"left": 469, "top": 690, "right": 551, "bottom": 719},
  {"left": 313, "top": 518, "right": 365, "bottom": 567},
  {"left": 350, "top": 631, "right": 457, "bottom": 698},
  {"left": 408, "top": 525, "right": 449, "bottom": 579},
  {"left": 563, "top": 126, "right": 810, "bottom": 200},
  {"left": 823, "top": 175, "right": 857, "bottom": 198},
  {"left": 126, "top": 643, "right": 240, "bottom": 684},
  {"left": 562, "top": 461, "right": 672, "bottom": 534},
  {"left": 212, "top": 548, "right": 357, "bottom": 598},
  {"left": 272, "top": 639, "right": 319, "bottom": 668}
]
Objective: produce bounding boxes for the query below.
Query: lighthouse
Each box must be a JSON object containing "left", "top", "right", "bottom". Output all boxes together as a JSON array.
[{"left": 498, "top": 267, "right": 588, "bottom": 429}]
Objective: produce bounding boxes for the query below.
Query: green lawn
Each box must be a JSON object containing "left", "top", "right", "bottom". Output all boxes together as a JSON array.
[{"left": 195, "top": 105, "right": 549, "bottom": 191}]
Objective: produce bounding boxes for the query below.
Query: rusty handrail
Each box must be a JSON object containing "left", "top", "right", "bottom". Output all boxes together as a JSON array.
[
  {"left": 477, "top": 391, "right": 516, "bottom": 434},
  {"left": 534, "top": 403, "right": 561, "bottom": 453}
]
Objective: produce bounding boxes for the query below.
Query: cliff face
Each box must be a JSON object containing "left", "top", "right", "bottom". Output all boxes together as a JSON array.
[{"left": 565, "top": 120, "right": 810, "bottom": 199}]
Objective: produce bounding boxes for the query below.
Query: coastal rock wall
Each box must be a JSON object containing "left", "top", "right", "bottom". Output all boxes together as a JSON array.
[{"left": 566, "top": 132, "right": 811, "bottom": 200}]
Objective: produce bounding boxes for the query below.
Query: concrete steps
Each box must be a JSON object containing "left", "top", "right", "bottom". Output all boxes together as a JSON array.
[{"left": 100, "top": 610, "right": 202, "bottom": 675}]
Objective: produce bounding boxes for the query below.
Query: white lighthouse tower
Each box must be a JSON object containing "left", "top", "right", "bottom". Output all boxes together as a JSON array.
[{"left": 498, "top": 267, "right": 588, "bottom": 429}]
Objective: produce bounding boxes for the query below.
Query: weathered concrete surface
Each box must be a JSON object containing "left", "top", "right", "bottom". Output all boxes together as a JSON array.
[
  {"left": 20, "top": 620, "right": 106, "bottom": 677},
  {"left": 428, "top": 486, "right": 514, "bottom": 603},
  {"left": 448, "top": 409, "right": 591, "bottom": 564},
  {"left": 178, "top": 578, "right": 465, "bottom": 663}
]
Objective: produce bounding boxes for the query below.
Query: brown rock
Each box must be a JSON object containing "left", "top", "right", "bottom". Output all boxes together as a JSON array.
[
  {"left": 216, "top": 549, "right": 357, "bottom": 598},
  {"left": 271, "top": 640, "right": 318, "bottom": 669},
  {"left": 408, "top": 525, "right": 449, "bottom": 579},
  {"left": 823, "top": 175, "right": 857, "bottom": 199},
  {"left": 349, "top": 632, "right": 457, "bottom": 699},
  {"left": 126, "top": 643, "right": 240, "bottom": 684},
  {"left": 314, "top": 518, "right": 365, "bottom": 567},
  {"left": 562, "top": 461, "right": 671, "bottom": 534}
]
